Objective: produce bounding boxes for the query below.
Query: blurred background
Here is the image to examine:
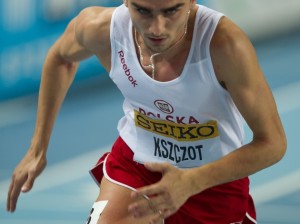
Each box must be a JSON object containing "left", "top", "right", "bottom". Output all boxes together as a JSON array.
[{"left": 0, "top": 0, "right": 300, "bottom": 223}]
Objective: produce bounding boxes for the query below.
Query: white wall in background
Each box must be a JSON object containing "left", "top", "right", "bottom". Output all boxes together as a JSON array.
[{"left": 203, "top": 0, "right": 300, "bottom": 40}]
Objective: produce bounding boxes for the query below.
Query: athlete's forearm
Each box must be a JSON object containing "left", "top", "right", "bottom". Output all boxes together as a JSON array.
[
  {"left": 30, "top": 48, "right": 79, "bottom": 154},
  {"left": 185, "top": 137, "right": 286, "bottom": 196}
]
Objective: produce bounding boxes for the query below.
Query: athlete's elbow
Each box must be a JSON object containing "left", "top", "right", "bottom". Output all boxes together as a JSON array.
[
  {"left": 254, "top": 131, "right": 286, "bottom": 167},
  {"left": 274, "top": 134, "right": 287, "bottom": 163},
  {"left": 268, "top": 132, "right": 287, "bottom": 165}
]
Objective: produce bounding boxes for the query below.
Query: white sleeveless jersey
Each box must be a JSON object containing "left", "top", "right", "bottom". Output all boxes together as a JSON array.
[{"left": 108, "top": 4, "right": 245, "bottom": 168}]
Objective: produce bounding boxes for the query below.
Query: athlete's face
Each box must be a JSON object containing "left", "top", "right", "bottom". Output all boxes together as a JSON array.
[{"left": 126, "top": 0, "right": 195, "bottom": 53}]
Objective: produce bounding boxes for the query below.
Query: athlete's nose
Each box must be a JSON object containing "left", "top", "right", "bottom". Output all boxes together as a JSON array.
[{"left": 148, "top": 14, "right": 166, "bottom": 37}]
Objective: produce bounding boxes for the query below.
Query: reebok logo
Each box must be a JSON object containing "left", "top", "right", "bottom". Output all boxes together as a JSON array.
[{"left": 118, "top": 50, "right": 138, "bottom": 87}]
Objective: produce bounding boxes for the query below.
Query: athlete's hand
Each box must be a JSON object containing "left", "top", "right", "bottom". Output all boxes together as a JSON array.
[
  {"left": 7, "top": 149, "right": 47, "bottom": 212},
  {"left": 128, "top": 162, "right": 193, "bottom": 223}
]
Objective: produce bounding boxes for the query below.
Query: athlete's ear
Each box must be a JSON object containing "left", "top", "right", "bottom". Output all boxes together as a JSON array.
[{"left": 124, "top": 0, "right": 128, "bottom": 7}]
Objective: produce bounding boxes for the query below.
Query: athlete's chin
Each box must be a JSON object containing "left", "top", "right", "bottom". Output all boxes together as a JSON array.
[
  {"left": 151, "top": 46, "right": 168, "bottom": 53},
  {"left": 147, "top": 43, "right": 171, "bottom": 53},
  {"left": 144, "top": 39, "right": 170, "bottom": 53}
]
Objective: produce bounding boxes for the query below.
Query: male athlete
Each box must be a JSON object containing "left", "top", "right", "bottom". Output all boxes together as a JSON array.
[{"left": 6, "top": 0, "right": 286, "bottom": 223}]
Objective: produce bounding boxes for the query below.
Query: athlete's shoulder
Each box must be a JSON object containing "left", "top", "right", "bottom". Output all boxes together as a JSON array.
[
  {"left": 210, "top": 16, "right": 256, "bottom": 75},
  {"left": 211, "top": 17, "right": 253, "bottom": 61},
  {"left": 210, "top": 16, "right": 260, "bottom": 86},
  {"left": 74, "top": 6, "right": 116, "bottom": 52},
  {"left": 76, "top": 6, "right": 115, "bottom": 29}
]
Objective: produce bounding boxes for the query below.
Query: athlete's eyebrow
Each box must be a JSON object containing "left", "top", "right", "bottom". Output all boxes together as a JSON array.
[
  {"left": 163, "top": 3, "right": 185, "bottom": 12},
  {"left": 131, "top": 2, "right": 185, "bottom": 12}
]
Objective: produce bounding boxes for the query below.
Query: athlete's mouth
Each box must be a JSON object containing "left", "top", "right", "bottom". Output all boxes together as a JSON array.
[{"left": 148, "top": 37, "right": 166, "bottom": 44}]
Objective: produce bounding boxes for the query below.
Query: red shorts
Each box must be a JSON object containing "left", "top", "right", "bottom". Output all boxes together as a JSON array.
[{"left": 90, "top": 137, "right": 256, "bottom": 224}]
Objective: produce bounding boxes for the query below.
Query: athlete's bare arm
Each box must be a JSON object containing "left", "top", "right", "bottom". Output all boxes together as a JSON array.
[
  {"left": 128, "top": 17, "right": 287, "bottom": 223},
  {"left": 6, "top": 7, "right": 114, "bottom": 212},
  {"left": 199, "top": 16, "right": 287, "bottom": 190}
]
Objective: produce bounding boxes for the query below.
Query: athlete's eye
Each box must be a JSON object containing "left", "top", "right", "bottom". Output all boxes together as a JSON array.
[{"left": 136, "top": 8, "right": 151, "bottom": 15}]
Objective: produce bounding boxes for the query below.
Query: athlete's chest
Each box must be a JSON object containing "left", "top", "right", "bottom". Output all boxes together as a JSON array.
[
  {"left": 133, "top": 27, "right": 193, "bottom": 82},
  {"left": 141, "top": 49, "right": 191, "bottom": 82}
]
